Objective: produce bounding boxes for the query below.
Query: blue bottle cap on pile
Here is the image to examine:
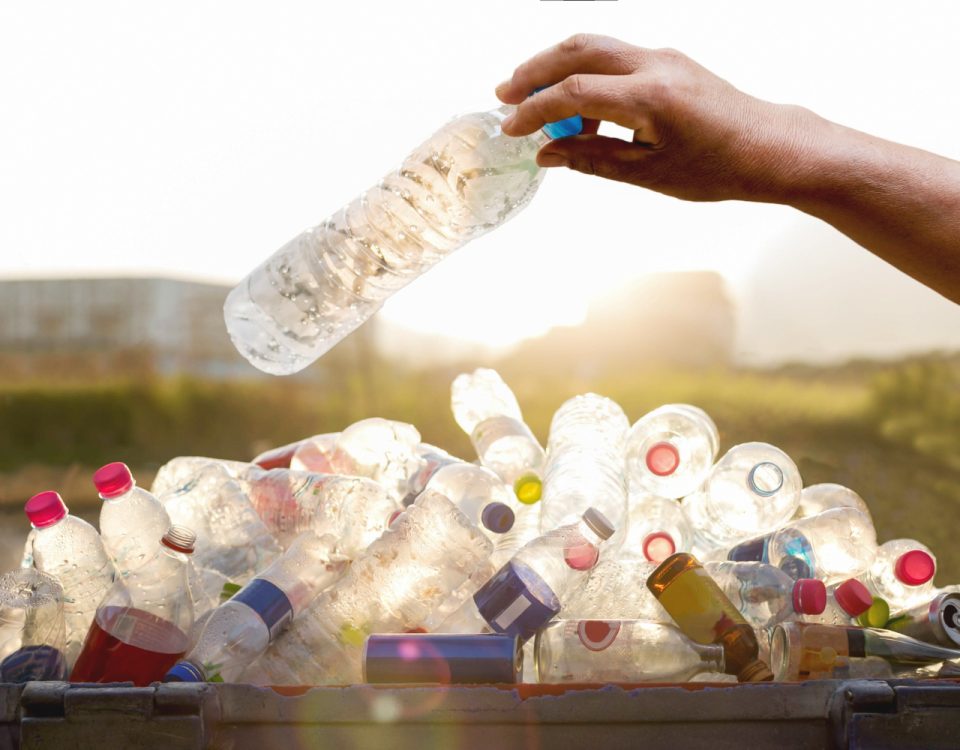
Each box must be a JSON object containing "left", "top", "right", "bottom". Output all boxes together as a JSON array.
[
  {"left": 473, "top": 560, "right": 560, "bottom": 642},
  {"left": 531, "top": 86, "right": 583, "bottom": 139},
  {"left": 163, "top": 661, "right": 204, "bottom": 683},
  {"left": 481, "top": 502, "right": 515, "bottom": 534}
]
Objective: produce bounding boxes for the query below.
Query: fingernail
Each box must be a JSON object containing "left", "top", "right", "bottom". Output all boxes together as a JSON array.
[
  {"left": 495, "top": 80, "right": 511, "bottom": 97},
  {"left": 501, "top": 112, "right": 516, "bottom": 131},
  {"left": 538, "top": 152, "right": 570, "bottom": 168}
]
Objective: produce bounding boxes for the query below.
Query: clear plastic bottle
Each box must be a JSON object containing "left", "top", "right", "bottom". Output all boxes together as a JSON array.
[
  {"left": 725, "top": 507, "right": 877, "bottom": 585},
  {"left": 150, "top": 455, "right": 252, "bottom": 497},
  {"left": 70, "top": 526, "right": 196, "bottom": 686},
  {"left": 702, "top": 561, "right": 826, "bottom": 629},
  {"left": 187, "top": 564, "right": 232, "bottom": 621},
  {"left": 0, "top": 569, "right": 69, "bottom": 683},
  {"left": 534, "top": 619, "right": 725, "bottom": 683},
  {"left": 424, "top": 463, "right": 516, "bottom": 540},
  {"left": 490, "top": 498, "right": 542, "bottom": 569},
  {"left": 164, "top": 531, "right": 347, "bottom": 683},
  {"left": 450, "top": 368, "right": 546, "bottom": 501},
  {"left": 435, "top": 508, "right": 615, "bottom": 643},
  {"left": 625, "top": 404, "right": 719, "bottom": 500},
  {"left": 540, "top": 394, "right": 629, "bottom": 537},
  {"left": 561, "top": 559, "right": 668, "bottom": 622},
  {"left": 157, "top": 461, "right": 282, "bottom": 583},
  {"left": 401, "top": 443, "right": 462, "bottom": 506},
  {"left": 794, "top": 483, "right": 871, "bottom": 520},
  {"left": 246, "top": 488, "right": 494, "bottom": 685},
  {"left": 95, "top": 462, "right": 172, "bottom": 576},
  {"left": 23, "top": 491, "right": 116, "bottom": 667},
  {"left": 804, "top": 579, "right": 874, "bottom": 626},
  {"left": 290, "top": 433, "right": 340, "bottom": 473},
  {"left": 682, "top": 442, "right": 802, "bottom": 552},
  {"left": 647, "top": 552, "right": 773, "bottom": 682},
  {"left": 862, "top": 539, "right": 937, "bottom": 614},
  {"left": 224, "top": 106, "right": 548, "bottom": 375},
  {"left": 236, "top": 465, "right": 398, "bottom": 555},
  {"left": 620, "top": 489, "right": 693, "bottom": 564},
  {"left": 328, "top": 418, "right": 425, "bottom": 502}
]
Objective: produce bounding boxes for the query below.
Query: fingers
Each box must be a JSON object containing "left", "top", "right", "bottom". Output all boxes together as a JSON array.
[
  {"left": 502, "top": 74, "right": 660, "bottom": 143},
  {"left": 496, "top": 33, "right": 645, "bottom": 104},
  {"left": 536, "top": 135, "right": 654, "bottom": 185}
]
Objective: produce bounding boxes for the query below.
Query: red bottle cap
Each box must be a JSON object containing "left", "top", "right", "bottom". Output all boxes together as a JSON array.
[
  {"left": 93, "top": 462, "right": 134, "bottom": 499},
  {"left": 641, "top": 531, "right": 676, "bottom": 563},
  {"left": 645, "top": 441, "right": 680, "bottom": 477},
  {"left": 894, "top": 550, "right": 935, "bottom": 586},
  {"left": 792, "top": 578, "right": 827, "bottom": 615},
  {"left": 24, "top": 491, "right": 68, "bottom": 528},
  {"left": 834, "top": 579, "right": 873, "bottom": 616},
  {"left": 161, "top": 525, "right": 196, "bottom": 554}
]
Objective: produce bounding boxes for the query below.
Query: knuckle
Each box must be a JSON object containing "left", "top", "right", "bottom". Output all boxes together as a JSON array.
[
  {"left": 560, "top": 74, "right": 585, "bottom": 100},
  {"left": 560, "top": 33, "right": 594, "bottom": 55}
]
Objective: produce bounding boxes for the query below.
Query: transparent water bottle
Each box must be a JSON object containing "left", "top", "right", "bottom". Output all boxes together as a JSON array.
[
  {"left": 187, "top": 564, "right": 232, "bottom": 620},
  {"left": 490, "top": 498, "right": 542, "bottom": 568},
  {"left": 328, "top": 418, "right": 425, "bottom": 502},
  {"left": 0, "top": 569, "right": 68, "bottom": 683},
  {"left": 795, "top": 483, "right": 871, "bottom": 520},
  {"left": 424, "top": 463, "right": 516, "bottom": 540},
  {"left": 165, "top": 531, "right": 346, "bottom": 683},
  {"left": 71, "top": 526, "right": 196, "bottom": 686},
  {"left": 401, "top": 443, "right": 462, "bottom": 506},
  {"left": 246, "top": 488, "right": 494, "bottom": 685},
  {"left": 702, "top": 561, "right": 826, "bottom": 629},
  {"left": 682, "top": 442, "right": 802, "bottom": 552},
  {"left": 252, "top": 439, "right": 308, "bottom": 470},
  {"left": 236, "top": 466, "right": 398, "bottom": 555},
  {"left": 804, "top": 579, "right": 874, "bottom": 626},
  {"left": 862, "top": 539, "right": 937, "bottom": 614},
  {"left": 540, "top": 394, "right": 629, "bottom": 537},
  {"left": 95, "top": 462, "right": 171, "bottom": 576},
  {"left": 23, "top": 491, "right": 116, "bottom": 667},
  {"left": 450, "top": 368, "right": 546, "bottom": 501},
  {"left": 625, "top": 404, "right": 719, "bottom": 500},
  {"left": 290, "top": 433, "right": 340, "bottom": 473},
  {"left": 224, "top": 106, "right": 548, "bottom": 375},
  {"left": 534, "top": 619, "right": 724, "bottom": 683},
  {"left": 561, "top": 559, "right": 668, "bottom": 622},
  {"left": 150, "top": 456, "right": 252, "bottom": 498},
  {"left": 727, "top": 507, "right": 878, "bottom": 585},
  {"left": 620, "top": 490, "right": 693, "bottom": 564},
  {"left": 435, "top": 508, "right": 615, "bottom": 643}
]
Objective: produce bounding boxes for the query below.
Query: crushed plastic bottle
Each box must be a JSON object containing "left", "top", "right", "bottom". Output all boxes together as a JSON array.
[
  {"left": 224, "top": 106, "right": 548, "bottom": 375},
  {"left": 70, "top": 526, "right": 196, "bottom": 686},
  {"left": 625, "top": 404, "right": 719, "bottom": 500},
  {"left": 0, "top": 569, "right": 68, "bottom": 683},
  {"left": 328, "top": 418, "right": 425, "bottom": 502},
  {"left": 451, "top": 368, "right": 546, "bottom": 500},
  {"left": 164, "top": 531, "right": 346, "bottom": 683},
  {"left": 290, "top": 433, "right": 340, "bottom": 473},
  {"left": 95, "top": 462, "right": 172, "bottom": 576},
  {"left": 22, "top": 491, "right": 116, "bottom": 667},
  {"left": 862, "top": 539, "right": 937, "bottom": 614}
]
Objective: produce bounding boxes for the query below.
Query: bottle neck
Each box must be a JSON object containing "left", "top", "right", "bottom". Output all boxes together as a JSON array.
[
  {"left": 861, "top": 627, "right": 960, "bottom": 664},
  {"left": 690, "top": 641, "right": 726, "bottom": 673}
]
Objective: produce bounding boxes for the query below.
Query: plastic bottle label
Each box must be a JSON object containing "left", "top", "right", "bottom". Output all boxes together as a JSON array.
[
  {"left": 473, "top": 561, "right": 560, "bottom": 642},
  {"left": 233, "top": 579, "right": 294, "bottom": 640}
]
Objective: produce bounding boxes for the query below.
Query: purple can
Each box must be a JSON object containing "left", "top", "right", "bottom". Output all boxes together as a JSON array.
[{"left": 363, "top": 633, "right": 521, "bottom": 684}]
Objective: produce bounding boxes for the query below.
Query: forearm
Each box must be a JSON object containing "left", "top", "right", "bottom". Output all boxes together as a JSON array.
[{"left": 764, "top": 106, "right": 960, "bottom": 303}]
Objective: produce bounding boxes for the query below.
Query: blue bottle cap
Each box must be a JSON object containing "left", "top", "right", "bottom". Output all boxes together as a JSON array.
[
  {"left": 163, "top": 661, "right": 205, "bottom": 683},
  {"left": 473, "top": 560, "right": 560, "bottom": 643},
  {"left": 481, "top": 502, "right": 515, "bottom": 534},
  {"left": 531, "top": 86, "right": 583, "bottom": 139},
  {"left": 363, "top": 633, "right": 521, "bottom": 684}
]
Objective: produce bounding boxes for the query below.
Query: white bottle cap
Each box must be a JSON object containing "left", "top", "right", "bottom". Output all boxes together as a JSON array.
[{"left": 582, "top": 508, "right": 615, "bottom": 540}]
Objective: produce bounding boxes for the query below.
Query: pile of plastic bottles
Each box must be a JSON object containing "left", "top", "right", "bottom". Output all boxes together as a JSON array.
[{"left": 5, "top": 367, "right": 960, "bottom": 688}]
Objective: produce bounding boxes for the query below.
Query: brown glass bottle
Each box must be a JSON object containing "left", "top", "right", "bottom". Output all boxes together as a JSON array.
[{"left": 647, "top": 552, "right": 773, "bottom": 682}]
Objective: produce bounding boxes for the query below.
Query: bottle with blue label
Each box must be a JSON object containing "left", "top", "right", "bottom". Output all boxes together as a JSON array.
[
  {"left": 435, "top": 508, "right": 614, "bottom": 643},
  {"left": 164, "top": 531, "right": 346, "bottom": 683}
]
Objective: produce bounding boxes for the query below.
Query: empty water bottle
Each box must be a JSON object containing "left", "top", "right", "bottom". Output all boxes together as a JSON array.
[
  {"left": 245, "top": 488, "right": 494, "bottom": 685},
  {"left": 862, "top": 539, "right": 937, "bottom": 614},
  {"left": 436, "top": 508, "right": 615, "bottom": 643},
  {"left": 540, "top": 394, "right": 629, "bottom": 537},
  {"left": 625, "top": 404, "right": 719, "bottom": 500},
  {"left": 683, "top": 442, "right": 802, "bottom": 552},
  {"left": 561, "top": 559, "right": 668, "bottom": 622},
  {"left": 534, "top": 619, "right": 725, "bottom": 683},
  {"left": 290, "top": 433, "right": 340, "bottom": 473},
  {"left": 224, "top": 106, "right": 548, "bottom": 375},
  {"left": 795, "top": 483, "right": 871, "bottom": 520},
  {"left": 424, "top": 463, "right": 516, "bottom": 539},
  {"left": 620, "top": 490, "right": 693, "bottom": 564},
  {"left": 95, "top": 462, "right": 171, "bottom": 576},
  {"left": 71, "top": 526, "right": 196, "bottom": 686},
  {"left": 450, "top": 368, "right": 546, "bottom": 500},
  {"left": 702, "top": 561, "right": 826, "bottom": 629},
  {"left": 165, "top": 531, "right": 346, "bottom": 683},
  {"left": 328, "top": 418, "right": 425, "bottom": 502},
  {"left": 151, "top": 456, "right": 252, "bottom": 497},
  {"left": 23, "top": 491, "right": 116, "bottom": 667},
  {"left": 804, "top": 579, "right": 874, "bottom": 626},
  {"left": 402, "top": 443, "right": 461, "bottom": 506},
  {"left": 0, "top": 569, "right": 68, "bottom": 683}
]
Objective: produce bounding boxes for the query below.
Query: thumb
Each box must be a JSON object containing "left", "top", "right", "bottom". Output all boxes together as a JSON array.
[{"left": 537, "top": 134, "right": 651, "bottom": 183}]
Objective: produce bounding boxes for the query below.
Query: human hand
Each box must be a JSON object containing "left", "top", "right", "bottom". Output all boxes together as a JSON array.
[{"left": 496, "top": 34, "right": 821, "bottom": 203}]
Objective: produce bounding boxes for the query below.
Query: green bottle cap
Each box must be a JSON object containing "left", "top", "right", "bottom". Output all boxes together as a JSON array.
[
  {"left": 856, "top": 596, "right": 890, "bottom": 628},
  {"left": 219, "top": 582, "right": 242, "bottom": 603}
]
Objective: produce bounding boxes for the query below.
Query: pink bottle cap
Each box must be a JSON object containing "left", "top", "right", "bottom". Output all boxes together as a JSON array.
[
  {"left": 93, "top": 462, "right": 134, "bottom": 499},
  {"left": 388, "top": 509, "right": 404, "bottom": 527},
  {"left": 792, "top": 578, "right": 827, "bottom": 615},
  {"left": 161, "top": 525, "right": 196, "bottom": 554},
  {"left": 645, "top": 441, "right": 680, "bottom": 477},
  {"left": 834, "top": 579, "right": 873, "bottom": 616},
  {"left": 24, "top": 491, "right": 68, "bottom": 528},
  {"left": 894, "top": 550, "right": 935, "bottom": 586},
  {"left": 642, "top": 532, "right": 676, "bottom": 563}
]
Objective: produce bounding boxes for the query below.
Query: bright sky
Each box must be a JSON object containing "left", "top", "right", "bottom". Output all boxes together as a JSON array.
[{"left": 1, "top": 1, "right": 958, "bottom": 349}]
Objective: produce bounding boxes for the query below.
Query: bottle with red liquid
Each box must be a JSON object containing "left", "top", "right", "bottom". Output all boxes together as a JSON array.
[{"left": 71, "top": 526, "right": 196, "bottom": 686}]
